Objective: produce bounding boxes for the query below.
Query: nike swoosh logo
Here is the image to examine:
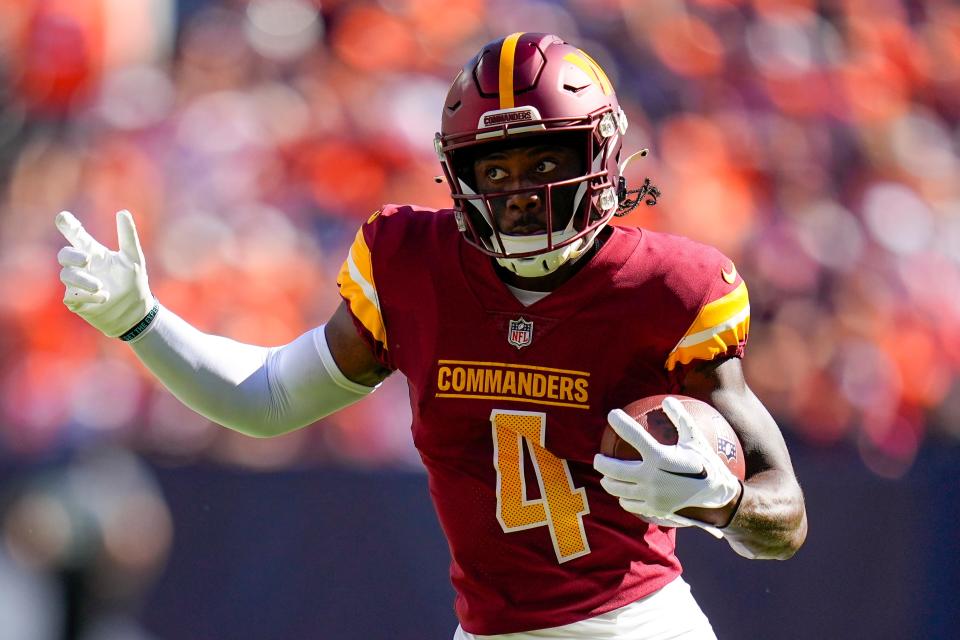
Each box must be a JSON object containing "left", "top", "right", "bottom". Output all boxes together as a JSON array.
[
  {"left": 660, "top": 467, "right": 708, "bottom": 480},
  {"left": 721, "top": 262, "right": 737, "bottom": 284}
]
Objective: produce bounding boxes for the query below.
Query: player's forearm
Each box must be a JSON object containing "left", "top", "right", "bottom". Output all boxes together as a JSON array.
[
  {"left": 721, "top": 469, "right": 807, "bottom": 560},
  {"left": 702, "top": 376, "right": 807, "bottom": 560},
  {"left": 129, "top": 306, "right": 373, "bottom": 437},
  {"left": 130, "top": 306, "right": 290, "bottom": 435}
]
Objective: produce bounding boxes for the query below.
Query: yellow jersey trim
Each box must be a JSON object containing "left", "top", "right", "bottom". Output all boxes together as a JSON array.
[
  {"left": 685, "top": 281, "right": 748, "bottom": 337},
  {"left": 665, "top": 281, "right": 750, "bottom": 371},
  {"left": 336, "top": 227, "right": 387, "bottom": 346}
]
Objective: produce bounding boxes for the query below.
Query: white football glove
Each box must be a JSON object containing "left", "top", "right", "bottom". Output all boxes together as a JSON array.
[
  {"left": 594, "top": 396, "right": 742, "bottom": 539},
  {"left": 56, "top": 210, "right": 156, "bottom": 339}
]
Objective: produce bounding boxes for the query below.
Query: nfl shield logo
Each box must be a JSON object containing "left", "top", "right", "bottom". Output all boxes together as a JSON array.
[
  {"left": 717, "top": 436, "right": 738, "bottom": 462},
  {"left": 507, "top": 317, "right": 534, "bottom": 349}
]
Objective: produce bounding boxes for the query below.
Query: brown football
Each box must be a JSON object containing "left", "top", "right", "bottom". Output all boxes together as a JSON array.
[{"left": 600, "top": 394, "right": 746, "bottom": 525}]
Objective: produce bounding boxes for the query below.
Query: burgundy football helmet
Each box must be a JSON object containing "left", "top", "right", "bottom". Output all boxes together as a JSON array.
[{"left": 435, "top": 32, "right": 635, "bottom": 277}]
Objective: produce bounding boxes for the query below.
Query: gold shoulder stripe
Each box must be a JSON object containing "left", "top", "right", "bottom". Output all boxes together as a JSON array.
[
  {"left": 499, "top": 32, "right": 524, "bottom": 109},
  {"left": 336, "top": 228, "right": 387, "bottom": 346},
  {"left": 665, "top": 281, "right": 750, "bottom": 371},
  {"left": 665, "top": 319, "right": 750, "bottom": 371},
  {"left": 684, "top": 281, "right": 748, "bottom": 337}
]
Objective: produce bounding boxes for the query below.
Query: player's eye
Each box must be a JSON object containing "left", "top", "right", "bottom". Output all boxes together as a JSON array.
[
  {"left": 485, "top": 167, "right": 508, "bottom": 181},
  {"left": 535, "top": 159, "right": 558, "bottom": 174}
]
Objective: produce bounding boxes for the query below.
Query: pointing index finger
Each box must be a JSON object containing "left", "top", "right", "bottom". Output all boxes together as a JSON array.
[{"left": 55, "top": 211, "right": 105, "bottom": 253}]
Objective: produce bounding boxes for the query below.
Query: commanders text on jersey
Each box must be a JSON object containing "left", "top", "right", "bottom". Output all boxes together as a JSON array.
[{"left": 435, "top": 359, "right": 590, "bottom": 410}]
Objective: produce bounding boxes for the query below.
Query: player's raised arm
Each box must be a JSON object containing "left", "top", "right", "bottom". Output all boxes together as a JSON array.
[{"left": 55, "top": 210, "right": 388, "bottom": 437}]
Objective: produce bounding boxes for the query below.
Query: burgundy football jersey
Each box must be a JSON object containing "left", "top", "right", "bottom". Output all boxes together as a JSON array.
[{"left": 337, "top": 205, "right": 749, "bottom": 635}]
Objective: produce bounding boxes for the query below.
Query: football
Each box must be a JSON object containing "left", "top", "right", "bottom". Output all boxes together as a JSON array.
[{"left": 600, "top": 394, "right": 746, "bottom": 523}]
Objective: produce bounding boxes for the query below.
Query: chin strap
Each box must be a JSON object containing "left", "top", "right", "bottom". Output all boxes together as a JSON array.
[{"left": 615, "top": 148, "right": 661, "bottom": 216}]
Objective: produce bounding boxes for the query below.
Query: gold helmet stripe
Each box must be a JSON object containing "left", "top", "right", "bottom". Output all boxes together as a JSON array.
[
  {"left": 498, "top": 32, "right": 524, "bottom": 109},
  {"left": 563, "top": 51, "right": 613, "bottom": 96},
  {"left": 577, "top": 49, "right": 613, "bottom": 95}
]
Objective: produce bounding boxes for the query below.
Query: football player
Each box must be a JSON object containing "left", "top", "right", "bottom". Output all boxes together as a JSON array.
[{"left": 57, "top": 33, "right": 806, "bottom": 639}]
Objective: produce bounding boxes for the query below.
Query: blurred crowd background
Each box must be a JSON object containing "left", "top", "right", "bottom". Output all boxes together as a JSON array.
[
  {"left": 2, "top": 0, "right": 958, "bottom": 475},
  {"left": 1, "top": 0, "right": 959, "bottom": 637}
]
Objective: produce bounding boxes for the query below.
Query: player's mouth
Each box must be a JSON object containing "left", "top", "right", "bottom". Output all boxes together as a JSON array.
[{"left": 504, "top": 224, "right": 547, "bottom": 236}]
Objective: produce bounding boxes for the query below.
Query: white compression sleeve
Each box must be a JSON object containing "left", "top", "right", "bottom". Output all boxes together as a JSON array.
[{"left": 128, "top": 305, "right": 377, "bottom": 437}]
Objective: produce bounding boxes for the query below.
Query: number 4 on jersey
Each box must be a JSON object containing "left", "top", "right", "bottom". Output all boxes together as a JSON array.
[{"left": 491, "top": 409, "right": 591, "bottom": 563}]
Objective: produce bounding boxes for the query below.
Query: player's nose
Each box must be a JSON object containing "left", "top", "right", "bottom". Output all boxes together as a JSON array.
[{"left": 505, "top": 190, "right": 542, "bottom": 214}]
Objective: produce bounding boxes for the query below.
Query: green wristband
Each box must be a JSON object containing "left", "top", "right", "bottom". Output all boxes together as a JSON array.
[{"left": 119, "top": 302, "right": 160, "bottom": 342}]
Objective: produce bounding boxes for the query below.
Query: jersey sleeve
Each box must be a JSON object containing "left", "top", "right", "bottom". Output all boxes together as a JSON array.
[
  {"left": 336, "top": 209, "right": 392, "bottom": 368},
  {"left": 664, "top": 257, "right": 750, "bottom": 372}
]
